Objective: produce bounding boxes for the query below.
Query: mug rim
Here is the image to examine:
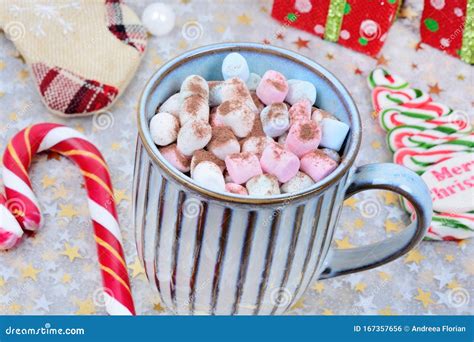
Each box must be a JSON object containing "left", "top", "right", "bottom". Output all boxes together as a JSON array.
[{"left": 137, "top": 42, "right": 362, "bottom": 205}]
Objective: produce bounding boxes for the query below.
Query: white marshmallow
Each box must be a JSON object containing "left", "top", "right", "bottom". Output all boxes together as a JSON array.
[
  {"left": 180, "top": 75, "right": 209, "bottom": 99},
  {"left": 285, "top": 79, "right": 317, "bottom": 105},
  {"left": 208, "top": 81, "right": 224, "bottom": 107},
  {"left": 319, "top": 118, "right": 350, "bottom": 151},
  {"left": 192, "top": 161, "right": 225, "bottom": 192},
  {"left": 180, "top": 95, "right": 209, "bottom": 125},
  {"left": 150, "top": 112, "right": 180, "bottom": 146},
  {"left": 177, "top": 119, "right": 212, "bottom": 156},
  {"left": 215, "top": 100, "right": 255, "bottom": 138},
  {"left": 246, "top": 73, "right": 262, "bottom": 91},
  {"left": 222, "top": 52, "right": 250, "bottom": 82},
  {"left": 241, "top": 136, "right": 274, "bottom": 157},
  {"left": 281, "top": 171, "right": 315, "bottom": 193},
  {"left": 312, "top": 108, "right": 337, "bottom": 123},
  {"left": 207, "top": 127, "right": 240, "bottom": 160},
  {"left": 246, "top": 174, "right": 280, "bottom": 196},
  {"left": 221, "top": 78, "right": 258, "bottom": 112},
  {"left": 159, "top": 93, "right": 181, "bottom": 117},
  {"left": 321, "top": 148, "right": 341, "bottom": 163},
  {"left": 260, "top": 103, "right": 290, "bottom": 138}
]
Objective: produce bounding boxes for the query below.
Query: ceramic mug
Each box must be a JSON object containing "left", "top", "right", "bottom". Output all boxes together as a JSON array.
[{"left": 134, "top": 43, "right": 432, "bottom": 315}]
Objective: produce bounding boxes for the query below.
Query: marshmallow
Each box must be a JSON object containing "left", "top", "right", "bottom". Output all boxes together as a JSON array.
[
  {"left": 225, "top": 152, "right": 262, "bottom": 184},
  {"left": 246, "top": 73, "right": 262, "bottom": 91},
  {"left": 207, "top": 127, "right": 240, "bottom": 160},
  {"left": 300, "top": 150, "right": 338, "bottom": 182},
  {"left": 289, "top": 99, "right": 312, "bottom": 124},
  {"left": 181, "top": 75, "right": 209, "bottom": 99},
  {"left": 209, "top": 107, "right": 225, "bottom": 127},
  {"left": 249, "top": 114, "right": 266, "bottom": 137},
  {"left": 321, "top": 148, "right": 341, "bottom": 163},
  {"left": 241, "top": 136, "right": 274, "bottom": 157},
  {"left": 246, "top": 174, "right": 280, "bottom": 196},
  {"left": 190, "top": 149, "right": 225, "bottom": 176},
  {"left": 312, "top": 108, "right": 337, "bottom": 123},
  {"left": 260, "top": 103, "right": 290, "bottom": 138},
  {"left": 225, "top": 183, "right": 248, "bottom": 195},
  {"left": 256, "top": 70, "right": 289, "bottom": 105},
  {"left": 281, "top": 171, "right": 315, "bottom": 193},
  {"left": 208, "top": 81, "right": 224, "bottom": 107},
  {"left": 180, "top": 75, "right": 210, "bottom": 124},
  {"left": 260, "top": 143, "right": 300, "bottom": 183},
  {"left": 180, "top": 95, "right": 210, "bottom": 125},
  {"left": 192, "top": 161, "right": 225, "bottom": 192},
  {"left": 319, "top": 118, "right": 350, "bottom": 151},
  {"left": 159, "top": 144, "right": 191, "bottom": 172},
  {"left": 159, "top": 93, "right": 181, "bottom": 117},
  {"left": 177, "top": 119, "right": 212, "bottom": 156},
  {"left": 278, "top": 132, "right": 287, "bottom": 145},
  {"left": 285, "top": 79, "right": 317, "bottom": 105},
  {"left": 215, "top": 99, "right": 255, "bottom": 138},
  {"left": 285, "top": 119, "right": 321, "bottom": 157},
  {"left": 150, "top": 112, "right": 179, "bottom": 146},
  {"left": 221, "top": 78, "right": 258, "bottom": 112},
  {"left": 222, "top": 52, "right": 250, "bottom": 82},
  {"left": 250, "top": 91, "right": 265, "bottom": 112}
]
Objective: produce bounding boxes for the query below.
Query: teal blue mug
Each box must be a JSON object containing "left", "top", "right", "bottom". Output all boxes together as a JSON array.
[{"left": 134, "top": 43, "right": 432, "bottom": 315}]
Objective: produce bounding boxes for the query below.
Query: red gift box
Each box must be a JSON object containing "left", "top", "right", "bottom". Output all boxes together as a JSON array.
[
  {"left": 271, "top": 0, "right": 402, "bottom": 57},
  {"left": 420, "top": 0, "right": 473, "bottom": 64}
]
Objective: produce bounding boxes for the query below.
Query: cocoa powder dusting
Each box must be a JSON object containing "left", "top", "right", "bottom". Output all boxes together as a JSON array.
[
  {"left": 184, "top": 95, "right": 204, "bottom": 115},
  {"left": 193, "top": 150, "right": 225, "bottom": 170},
  {"left": 299, "top": 122, "right": 315, "bottom": 141},
  {"left": 218, "top": 100, "right": 241, "bottom": 116},
  {"left": 192, "top": 121, "right": 210, "bottom": 139},
  {"left": 269, "top": 79, "right": 285, "bottom": 92},
  {"left": 249, "top": 114, "right": 265, "bottom": 137},
  {"left": 209, "top": 127, "right": 236, "bottom": 147},
  {"left": 188, "top": 78, "right": 207, "bottom": 98}
]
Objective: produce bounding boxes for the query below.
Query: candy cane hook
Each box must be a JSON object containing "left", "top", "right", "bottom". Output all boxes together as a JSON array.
[{"left": 0, "top": 123, "right": 135, "bottom": 315}]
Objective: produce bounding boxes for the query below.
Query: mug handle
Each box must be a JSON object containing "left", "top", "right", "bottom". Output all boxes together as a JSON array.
[{"left": 319, "top": 163, "right": 432, "bottom": 279}]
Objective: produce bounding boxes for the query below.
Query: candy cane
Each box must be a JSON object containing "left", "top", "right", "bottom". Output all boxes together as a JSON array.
[
  {"left": 380, "top": 106, "right": 468, "bottom": 133},
  {"left": 371, "top": 87, "right": 432, "bottom": 113},
  {"left": 0, "top": 123, "right": 135, "bottom": 315},
  {"left": 368, "top": 68, "right": 409, "bottom": 90},
  {"left": 388, "top": 127, "right": 473, "bottom": 152}
]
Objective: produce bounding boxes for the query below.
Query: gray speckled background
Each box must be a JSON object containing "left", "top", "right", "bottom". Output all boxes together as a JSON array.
[{"left": 0, "top": 0, "right": 472, "bottom": 315}]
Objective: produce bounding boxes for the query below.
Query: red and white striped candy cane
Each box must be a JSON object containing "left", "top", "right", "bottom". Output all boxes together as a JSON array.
[{"left": 0, "top": 123, "right": 135, "bottom": 315}]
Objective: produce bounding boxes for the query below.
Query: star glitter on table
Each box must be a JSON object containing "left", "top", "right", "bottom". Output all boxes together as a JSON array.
[{"left": 0, "top": 0, "right": 472, "bottom": 315}]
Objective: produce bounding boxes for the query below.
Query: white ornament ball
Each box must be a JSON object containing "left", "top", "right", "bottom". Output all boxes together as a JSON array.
[{"left": 142, "top": 3, "right": 176, "bottom": 36}]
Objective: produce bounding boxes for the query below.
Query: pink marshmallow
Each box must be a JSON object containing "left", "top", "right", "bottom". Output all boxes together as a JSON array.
[
  {"left": 285, "top": 120, "right": 321, "bottom": 157},
  {"left": 289, "top": 99, "right": 311, "bottom": 124},
  {"left": 256, "top": 70, "right": 289, "bottom": 105},
  {"left": 225, "top": 183, "right": 249, "bottom": 195},
  {"left": 225, "top": 152, "right": 263, "bottom": 185},
  {"left": 260, "top": 143, "right": 300, "bottom": 183},
  {"left": 300, "top": 150, "right": 338, "bottom": 182},
  {"left": 159, "top": 144, "right": 191, "bottom": 172}
]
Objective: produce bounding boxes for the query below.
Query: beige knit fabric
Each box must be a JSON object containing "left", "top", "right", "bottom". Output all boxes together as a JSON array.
[{"left": 0, "top": 0, "right": 147, "bottom": 116}]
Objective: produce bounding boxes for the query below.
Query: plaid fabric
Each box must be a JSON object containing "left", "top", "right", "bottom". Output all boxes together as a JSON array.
[
  {"left": 105, "top": 0, "right": 147, "bottom": 53},
  {"left": 32, "top": 63, "right": 119, "bottom": 115}
]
